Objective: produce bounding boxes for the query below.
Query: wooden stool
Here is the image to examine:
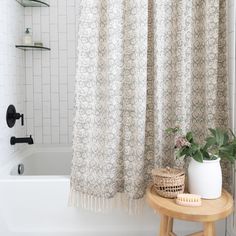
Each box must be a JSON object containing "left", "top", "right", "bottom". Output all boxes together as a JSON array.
[{"left": 146, "top": 185, "right": 233, "bottom": 236}]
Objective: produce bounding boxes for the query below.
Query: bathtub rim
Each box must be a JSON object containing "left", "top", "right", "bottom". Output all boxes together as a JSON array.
[{"left": 0, "top": 144, "right": 72, "bottom": 179}]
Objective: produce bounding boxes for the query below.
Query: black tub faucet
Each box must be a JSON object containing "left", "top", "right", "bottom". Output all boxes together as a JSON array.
[
  {"left": 6, "top": 105, "right": 24, "bottom": 127},
  {"left": 10, "top": 135, "right": 34, "bottom": 145}
]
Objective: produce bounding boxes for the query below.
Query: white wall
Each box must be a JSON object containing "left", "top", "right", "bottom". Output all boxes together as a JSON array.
[
  {"left": 24, "top": 0, "right": 78, "bottom": 144},
  {"left": 228, "top": 0, "right": 236, "bottom": 131},
  {"left": 228, "top": 0, "right": 235, "bottom": 235},
  {"left": 0, "top": 0, "right": 26, "bottom": 166}
]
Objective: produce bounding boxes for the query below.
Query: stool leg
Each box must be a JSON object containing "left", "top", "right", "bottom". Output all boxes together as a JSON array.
[
  {"left": 159, "top": 214, "right": 168, "bottom": 236},
  {"left": 167, "top": 217, "right": 174, "bottom": 234},
  {"left": 204, "top": 222, "right": 216, "bottom": 236}
]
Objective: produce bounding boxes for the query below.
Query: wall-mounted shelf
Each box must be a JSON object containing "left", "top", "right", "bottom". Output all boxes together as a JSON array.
[
  {"left": 16, "top": 0, "right": 50, "bottom": 7},
  {"left": 15, "top": 45, "right": 51, "bottom": 51}
]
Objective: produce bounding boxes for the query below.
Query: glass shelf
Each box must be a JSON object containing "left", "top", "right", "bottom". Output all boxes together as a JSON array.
[
  {"left": 15, "top": 45, "right": 51, "bottom": 51},
  {"left": 16, "top": 0, "right": 49, "bottom": 7}
]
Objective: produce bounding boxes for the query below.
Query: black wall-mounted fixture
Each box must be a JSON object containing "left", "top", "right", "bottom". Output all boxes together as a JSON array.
[
  {"left": 10, "top": 135, "right": 34, "bottom": 145},
  {"left": 6, "top": 105, "right": 24, "bottom": 128}
]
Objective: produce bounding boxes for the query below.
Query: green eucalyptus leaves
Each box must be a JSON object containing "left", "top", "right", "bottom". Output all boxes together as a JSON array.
[{"left": 166, "top": 127, "right": 236, "bottom": 163}]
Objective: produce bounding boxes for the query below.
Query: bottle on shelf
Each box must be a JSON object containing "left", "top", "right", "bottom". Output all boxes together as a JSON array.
[{"left": 24, "top": 28, "right": 32, "bottom": 45}]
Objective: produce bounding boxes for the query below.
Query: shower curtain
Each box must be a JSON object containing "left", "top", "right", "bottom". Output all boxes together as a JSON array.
[{"left": 70, "top": 0, "right": 229, "bottom": 213}]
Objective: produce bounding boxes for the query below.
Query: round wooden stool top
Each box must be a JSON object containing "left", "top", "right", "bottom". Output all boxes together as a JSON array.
[{"left": 146, "top": 185, "right": 233, "bottom": 222}]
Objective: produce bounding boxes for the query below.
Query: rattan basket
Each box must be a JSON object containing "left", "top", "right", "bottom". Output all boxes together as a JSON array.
[{"left": 152, "top": 167, "right": 185, "bottom": 198}]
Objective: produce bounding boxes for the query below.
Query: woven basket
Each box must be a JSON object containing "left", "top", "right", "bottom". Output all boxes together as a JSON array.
[{"left": 152, "top": 167, "right": 185, "bottom": 198}]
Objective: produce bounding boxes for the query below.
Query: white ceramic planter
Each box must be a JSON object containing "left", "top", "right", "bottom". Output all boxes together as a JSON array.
[{"left": 188, "top": 157, "right": 222, "bottom": 199}]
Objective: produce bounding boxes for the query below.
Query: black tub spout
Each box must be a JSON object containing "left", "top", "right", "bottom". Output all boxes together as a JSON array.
[{"left": 10, "top": 135, "right": 34, "bottom": 145}]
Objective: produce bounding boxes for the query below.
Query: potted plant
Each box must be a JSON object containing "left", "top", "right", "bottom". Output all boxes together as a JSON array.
[{"left": 166, "top": 127, "right": 236, "bottom": 199}]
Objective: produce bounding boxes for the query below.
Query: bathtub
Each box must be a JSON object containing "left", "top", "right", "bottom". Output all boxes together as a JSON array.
[{"left": 0, "top": 145, "right": 225, "bottom": 236}]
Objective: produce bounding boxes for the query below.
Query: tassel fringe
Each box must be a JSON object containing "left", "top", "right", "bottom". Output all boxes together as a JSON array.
[{"left": 68, "top": 189, "right": 144, "bottom": 215}]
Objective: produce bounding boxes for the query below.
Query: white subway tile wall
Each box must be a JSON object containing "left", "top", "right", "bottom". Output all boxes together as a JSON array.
[
  {"left": 24, "top": 0, "right": 79, "bottom": 144},
  {"left": 0, "top": 0, "right": 26, "bottom": 165},
  {"left": 228, "top": 0, "right": 236, "bottom": 132}
]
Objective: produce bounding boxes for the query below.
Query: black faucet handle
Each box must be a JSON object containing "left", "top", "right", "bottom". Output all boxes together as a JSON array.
[
  {"left": 20, "top": 114, "right": 24, "bottom": 126},
  {"left": 15, "top": 112, "right": 24, "bottom": 126}
]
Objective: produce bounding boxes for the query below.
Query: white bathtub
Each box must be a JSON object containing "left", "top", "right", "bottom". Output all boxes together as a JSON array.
[{"left": 0, "top": 145, "right": 226, "bottom": 236}]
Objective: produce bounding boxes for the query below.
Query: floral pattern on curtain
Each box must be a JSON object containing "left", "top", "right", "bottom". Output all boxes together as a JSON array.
[{"left": 70, "top": 0, "right": 230, "bottom": 213}]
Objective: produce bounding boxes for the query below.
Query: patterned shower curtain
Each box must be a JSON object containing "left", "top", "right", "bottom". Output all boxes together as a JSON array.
[{"left": 70, "top": 0, "right": 229, "bottom": 213}]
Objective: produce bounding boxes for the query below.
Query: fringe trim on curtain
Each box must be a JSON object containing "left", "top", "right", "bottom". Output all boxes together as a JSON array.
[{"left": 68, "top": 189, "right": 144, "bottom": 215}]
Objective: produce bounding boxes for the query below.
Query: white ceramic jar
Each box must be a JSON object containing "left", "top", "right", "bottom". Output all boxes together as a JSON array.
[{"left": 188, "top": 157, "right": 222, "bottom": 199}]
